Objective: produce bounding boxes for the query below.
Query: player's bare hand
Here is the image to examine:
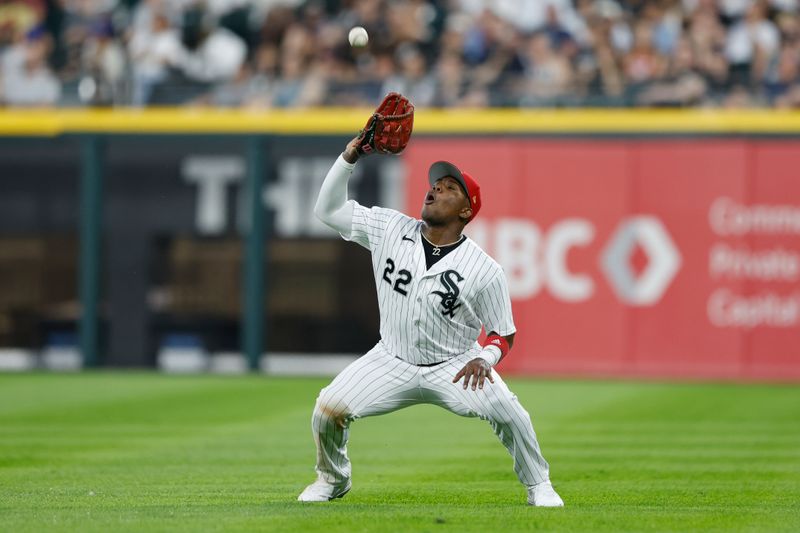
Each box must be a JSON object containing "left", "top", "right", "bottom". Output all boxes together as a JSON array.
[
  {"left": 453, "top": 358, "right": 495, "bottom": 391},
  {"left": 342, "top": 136, "right": 364, "bottom": 164}
]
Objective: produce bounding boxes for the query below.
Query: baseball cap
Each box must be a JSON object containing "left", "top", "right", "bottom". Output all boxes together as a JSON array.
[{"left": 428, "top": 161, "right": 482, "bottom": 221}]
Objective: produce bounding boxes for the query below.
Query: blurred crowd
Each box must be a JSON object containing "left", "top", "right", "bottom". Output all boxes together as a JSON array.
[{"left": 1, "top": 0, "right": 800, "bottom": 108}]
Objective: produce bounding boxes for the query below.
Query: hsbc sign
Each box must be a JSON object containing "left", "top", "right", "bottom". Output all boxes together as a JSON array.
[
  {"left": 404, "top": 138, "right": 800, "bottom": 380},
  {"left": 467, "top": 216, "right": 682, "bottom": 306}
]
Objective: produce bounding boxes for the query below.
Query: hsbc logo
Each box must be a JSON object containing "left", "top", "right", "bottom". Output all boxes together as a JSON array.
[
  {"left": 467, "top": 216, "right": 681, "bottom": 306},
  {"left": 600, "top": 217, "right": 682, "bottom": 305}
]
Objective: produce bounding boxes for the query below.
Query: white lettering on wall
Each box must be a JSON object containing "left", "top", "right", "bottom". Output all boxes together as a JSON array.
[
  {"left": 709, "top": 197, "right": 800, "bottom": 236},
  {"left": 182, "top": 156, "right": 245, "bottom": 235},
  {"left": 469, "top": 216, "right": 680, "bottom": 305},
  {"left": 707, "top": 289, "right": 800, "bottom": 328},
  {"left": 544, "top": 219, "right": 595, "bottom": 302},
  {"left": 709, "top": 244, "right": 800, "bottom": 281},
  {"left": 493, "top": 218, "right": 543, "bottom": 299}
]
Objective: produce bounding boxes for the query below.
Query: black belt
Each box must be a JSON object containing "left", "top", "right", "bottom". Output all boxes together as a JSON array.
[{"left": 396, "top": 356, "right": 447, "bottom": 367}]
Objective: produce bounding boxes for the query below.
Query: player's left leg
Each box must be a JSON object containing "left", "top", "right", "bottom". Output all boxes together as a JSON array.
[
  {"left": 299, "top": 343, "right": 423, "bottom": 502},
  {"left": 421, "top": 358, "right": 563, "bottom": 506}
]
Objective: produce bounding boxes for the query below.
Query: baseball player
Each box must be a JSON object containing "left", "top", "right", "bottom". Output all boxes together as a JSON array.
[{"left": 297, "top": 133, "right": 564, "bottom": 507}]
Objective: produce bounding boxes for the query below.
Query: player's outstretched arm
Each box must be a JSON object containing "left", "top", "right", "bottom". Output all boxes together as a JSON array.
[{"left": 313, "top": 136, "right": 366, "bottom": 235}]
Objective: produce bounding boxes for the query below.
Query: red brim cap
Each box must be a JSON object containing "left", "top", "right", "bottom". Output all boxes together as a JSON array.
[{"left": 428, "top": 160, "right": 481, "bottom": 220}]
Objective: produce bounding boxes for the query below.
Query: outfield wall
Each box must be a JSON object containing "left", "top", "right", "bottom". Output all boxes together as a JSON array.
[
  {"left": 405, "top": 139, "right": 800, "bottom": 381},
  {"left": 0, "top": 109, "right": 798, "bottom": 380}
]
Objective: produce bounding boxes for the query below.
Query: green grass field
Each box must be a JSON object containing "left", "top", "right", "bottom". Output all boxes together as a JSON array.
[{"left": 1, "top": 373, "right": 798, "bottom": 532}]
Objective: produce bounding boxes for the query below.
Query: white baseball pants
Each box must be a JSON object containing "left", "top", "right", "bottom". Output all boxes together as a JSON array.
[{"left": 310, "top": 342, "right": 551, "bottom": 487}]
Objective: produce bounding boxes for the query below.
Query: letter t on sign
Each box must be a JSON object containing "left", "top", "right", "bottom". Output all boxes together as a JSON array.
[{"left": 182, "top": 156, "right": 245, "bottom": 235}]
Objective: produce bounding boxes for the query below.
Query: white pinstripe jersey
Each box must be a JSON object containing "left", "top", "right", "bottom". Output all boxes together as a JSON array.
[{"left": 342, "top": 201, "right": 516, "bottom": 365}]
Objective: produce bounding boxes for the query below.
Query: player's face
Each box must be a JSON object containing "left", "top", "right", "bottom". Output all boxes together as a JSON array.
[{"left": 421, "top": 177, "right": 471, "bottom": 225}]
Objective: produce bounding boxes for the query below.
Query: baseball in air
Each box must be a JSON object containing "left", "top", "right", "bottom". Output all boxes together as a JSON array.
[{"left": 348, "top": 26, "right": 368, "bottom": 47}]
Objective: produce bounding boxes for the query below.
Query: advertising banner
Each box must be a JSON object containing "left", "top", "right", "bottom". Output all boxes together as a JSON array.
[{"left": 405, "top": 139, "right": 800, "bottom": 380}]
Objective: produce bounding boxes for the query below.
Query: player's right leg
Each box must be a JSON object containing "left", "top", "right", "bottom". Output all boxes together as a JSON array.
[
  {"left": 421, "top": 356, "right": 564, "bottom": 507},
  {"left": 298, "top": 342, "right": 421, "bottom": 502}
]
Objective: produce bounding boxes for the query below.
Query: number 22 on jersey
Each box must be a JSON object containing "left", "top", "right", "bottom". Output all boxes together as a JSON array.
[{"left": 382, "top": 258, "right": 412, "bottom": 296}]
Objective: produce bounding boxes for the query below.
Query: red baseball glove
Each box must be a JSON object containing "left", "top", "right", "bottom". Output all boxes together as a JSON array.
[{"left": 355, "top": 92, "right": 414, "bottom": 155}]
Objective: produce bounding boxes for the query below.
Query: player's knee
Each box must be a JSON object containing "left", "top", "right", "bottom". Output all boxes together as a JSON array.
[
  {"left": 313, "top": 390, "right": 351, "bottom": 430},
  {"left": 487, "top": 397, "right": 520, "bottom": 427}
]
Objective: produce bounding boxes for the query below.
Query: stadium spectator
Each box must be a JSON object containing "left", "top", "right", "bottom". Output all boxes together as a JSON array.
[
  {"left": 1, "top": 26, "right": 60, "bottom": 106},
  {"left": 725, "top": 1, "right": 781, "bottom": 86},
  {"left": 431, "top": 50, "right": 470, "bottom": 107},
  {"left": 624, "top": 20, "right": 667, "bottom": 90},
  {"left": 128, "top": 11, "right": 183, "bottom": 105},
  {"left": 765, "top": 38, "right": 800, "bottom": 102},
  {"left": 180, "top": 8, "right": 247, "bottom": 83},
  {"left": 80, "top": 18, "right": 126, "bottom": 105},
  {"left": 520, "top": 31, "right": 575, "bottom": 106},
  {"left": 60, "top": 0, "right": 116, "bottom": 79},
  {"left": 686, "top": 2, "right": 730, "bottom": 98},
  {"left": 268, "top": 22, "right": 325, "bottom": 107},
  {"left": 636, "top": 36, "right": 709, "bottom": 106},
  {"left": 0, "top": 0, "right": 46, "bottom": 47},
  {"left": 381, "top": 44, "right": 436, "bottom": 107}
]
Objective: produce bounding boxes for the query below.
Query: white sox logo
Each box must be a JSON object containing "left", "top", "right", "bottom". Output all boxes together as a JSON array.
[{"left": 431, "top": 270, "right": 464, "bottom": 318}]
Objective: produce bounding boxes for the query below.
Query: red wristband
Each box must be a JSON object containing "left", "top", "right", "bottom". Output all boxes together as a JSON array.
[{"left": 482, "top": 335, "right": 509, "bottom": 358}]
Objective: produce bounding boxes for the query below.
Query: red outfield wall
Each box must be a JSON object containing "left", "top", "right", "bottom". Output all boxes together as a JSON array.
[{"left": 404, "top": 139, "right": 800, "bottom": 381}]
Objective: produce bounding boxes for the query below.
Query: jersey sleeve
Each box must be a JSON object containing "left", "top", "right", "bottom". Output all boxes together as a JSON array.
[
  {"left": 341, "top": 200, "right": 398, "bottom": 251},
  {"left": 474, "top": 268, "right": 516, "bottom": 337}
]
